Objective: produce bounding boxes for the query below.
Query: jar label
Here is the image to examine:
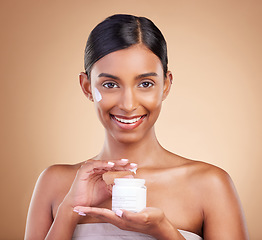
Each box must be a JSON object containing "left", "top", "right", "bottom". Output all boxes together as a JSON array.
[{"left": 112, "top": 187, "right": 146, "bottom": 212}]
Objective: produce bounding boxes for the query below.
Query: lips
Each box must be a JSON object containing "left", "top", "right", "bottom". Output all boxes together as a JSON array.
[{"left": 110, "top": 114, "right": 146, "bottom": 130}]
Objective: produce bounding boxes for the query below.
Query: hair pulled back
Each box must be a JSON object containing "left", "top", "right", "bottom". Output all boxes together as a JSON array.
[{"left": 84, "top": 14, "right": 168, "bottom": 78}]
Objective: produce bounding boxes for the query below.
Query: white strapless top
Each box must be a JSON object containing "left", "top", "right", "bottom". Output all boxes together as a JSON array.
[{"left": 72, "top": 223, "right": 203, "bottom": 240}]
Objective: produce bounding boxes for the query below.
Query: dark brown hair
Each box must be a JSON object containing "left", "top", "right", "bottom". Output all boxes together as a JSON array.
[{"left": 84, "top": 14, "right": 168, "bottom": 78}]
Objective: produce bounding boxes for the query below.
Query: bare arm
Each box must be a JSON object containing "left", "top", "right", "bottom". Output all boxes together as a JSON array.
[
  {"left": 201, "top": 167, "right": 249, "bottom": 239},
  {"left": 24, "top": 165, "right": 80, "bottom": 240},
  {"left": 25, "top": 166, "right": 56, "bottom": 239},
  {"left": 25, "top": 160, "right": 137, "bottom": 240},
  {"left": 44, "top": 200, "right": 81, "bottom": 240}
]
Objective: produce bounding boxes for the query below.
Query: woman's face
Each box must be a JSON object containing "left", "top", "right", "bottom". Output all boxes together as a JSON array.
[{"left": 82, "top": 44, "right": 171, "bottom": 144}]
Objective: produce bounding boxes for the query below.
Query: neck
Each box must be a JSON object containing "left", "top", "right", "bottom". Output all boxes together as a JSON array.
[{"left": 96, "top": 128, "right": 165, "bottom": 168}]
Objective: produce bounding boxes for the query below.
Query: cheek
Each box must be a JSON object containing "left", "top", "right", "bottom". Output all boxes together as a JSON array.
[
  {"left": 93, "top": 87, "right": 114, "bottom": 108},
  {"left": 140, "top": 91, "right": 163, "bottom": 111},
  {"left": 94, "top": 92, "right": 118, "bottom": 114},
  {"left": 94, "top": 88, "right": 102, "bottom": 102}
]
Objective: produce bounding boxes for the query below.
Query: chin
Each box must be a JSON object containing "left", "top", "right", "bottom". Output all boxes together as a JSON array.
[
  {"left": 113, "top": 134, "right": 142, "bottom": 144},
  {"left": 110, "top": 128, "right": 153, "bottom": 145}
]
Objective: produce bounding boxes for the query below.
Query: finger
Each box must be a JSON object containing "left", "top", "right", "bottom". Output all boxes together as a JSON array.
[
  {"left": 84, "top": 158, "right": 138, "bottom": 169},
  {"left": 120, "top": 208, "right": 157, "bottom": 225},
  {"left": 110, "top": 163, "right": 138, "bottom": 171},
  {"left": 98, "top": 159, "right": 134, "bottom": 170},
  {"left": 114, "top": 158, "right": 129, "bottom": 165},
  {"left": 120, "top": 210, "right": 142, "bottom": 222},
  {"left": 82, "top": 159, "right": 128, "bottom": 169},
  {"left": 83, "top": 159, "right": 137, "bottom": 172},
  {"left": 81, "top": 160, "right": 116, "bottom": 172},
  {"left": 73, "top": 206, "right": 123, "bottom": 225},
  {"left": 114, "top": 210, "right": 150, "bottom": 231},
  {"left": 77, "top": 161, "right": 115, "bottom": 180}
]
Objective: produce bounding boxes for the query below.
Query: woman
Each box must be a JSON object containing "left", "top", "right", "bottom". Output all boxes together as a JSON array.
[{"left": 25, "top": 14, "right": 249, "bottom": 240}]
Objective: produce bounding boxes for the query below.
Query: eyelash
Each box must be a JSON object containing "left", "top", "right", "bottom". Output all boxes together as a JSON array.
[
  {"left": 138, "top": 81, "right": 154, "bottom": 88},
  {"left": 102, "top": 80, "right": 154, "bottom": 89},
  {"left": 102, "top": 82, "right": 119, "bottom": 88}
]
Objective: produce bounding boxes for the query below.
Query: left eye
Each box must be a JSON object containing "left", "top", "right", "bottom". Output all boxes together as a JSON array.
[{"left": 138, "top": 81, "right": 154, "bottom": 88}]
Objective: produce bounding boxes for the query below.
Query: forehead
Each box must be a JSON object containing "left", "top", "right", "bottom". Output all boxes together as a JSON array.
[{"left": 90, "top": 44, "right": 163, "bottom": 78}]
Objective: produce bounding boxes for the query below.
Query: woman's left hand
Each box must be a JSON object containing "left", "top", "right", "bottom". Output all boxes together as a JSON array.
[{"left": 73, "top": 206, "right": 184, "bottom": 240}]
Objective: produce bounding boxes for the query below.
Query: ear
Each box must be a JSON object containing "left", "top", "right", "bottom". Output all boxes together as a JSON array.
[
  {"left": 162, "top": 71, "right": 173, "bottom": 101},
  {"left": 79, "top": 72, "right": 93, "bottom": 102}
]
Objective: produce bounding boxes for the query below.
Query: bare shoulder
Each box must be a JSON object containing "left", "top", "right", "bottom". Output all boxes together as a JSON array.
[
  {"left": 184, "top": 159, "right": 238, "bottom": 205},
  {"left": 28, "top": 163, "right": 83, "bottom": 211},
  {"left": 162, "top": 152, "right": 237, "bottom": 200},
  {"left": 40, "top": 163, "right": 80, "bottom": 182},
  {"left": 28, "top": 163, "right": 81, "bottom": 210},
  {"left": 167, "top": 153, "right": 232, "bottom": 188},
  {"left": 184, "top": 159, "right": 232, "bottom": 186},
  {"left": 165, "top": 153, "right": 241, "bottom": 208},
  {"left": 175, "top": 157, "right": 249, "bottom": 238},
  {"left": 36, "top": 163, "right": 81, "bottom": 196}
]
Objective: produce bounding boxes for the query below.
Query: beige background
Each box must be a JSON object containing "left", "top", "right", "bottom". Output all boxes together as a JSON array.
[{"left": 1, "top": 0, "right": 261, "bottom": 239}]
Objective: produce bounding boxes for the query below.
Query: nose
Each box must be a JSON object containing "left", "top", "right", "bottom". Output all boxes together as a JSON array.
[{"left": 118, "top": 87, "right": 138, "bottom": 112}]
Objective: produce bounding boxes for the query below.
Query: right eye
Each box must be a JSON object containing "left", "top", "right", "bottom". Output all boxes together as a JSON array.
[{"left": 102, "top": 82, "right": 119, "bottom": 88}]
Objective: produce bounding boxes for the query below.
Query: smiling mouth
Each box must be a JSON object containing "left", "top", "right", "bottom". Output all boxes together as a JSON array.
[{"left": 110, "top": 114, "right": 146, "bottom": 124}]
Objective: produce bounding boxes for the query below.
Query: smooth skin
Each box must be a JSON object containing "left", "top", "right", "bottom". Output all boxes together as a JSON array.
[{"left": 25, "top": 44, "right": 249, "bottom": 240}]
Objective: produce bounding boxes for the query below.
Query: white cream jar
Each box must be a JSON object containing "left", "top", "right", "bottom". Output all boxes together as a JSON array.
[{"left": 112, "top": 178, "right": 147, "bottom": 213}]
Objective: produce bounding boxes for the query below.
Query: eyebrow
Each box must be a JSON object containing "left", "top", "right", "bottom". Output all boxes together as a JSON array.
[
  {"left": 135, "top": 72, "right": 158, "bottom": 79},
  {"left": 98, "top": 72, "right": 158, "bottom": 80},
  {"left": 98, "top": 73, "right": 120, "bottom": 80}
]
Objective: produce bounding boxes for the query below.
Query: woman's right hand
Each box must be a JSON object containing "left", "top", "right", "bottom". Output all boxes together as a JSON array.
[{"left": 62, "top": 159, "right": 136, "bottom": 209}]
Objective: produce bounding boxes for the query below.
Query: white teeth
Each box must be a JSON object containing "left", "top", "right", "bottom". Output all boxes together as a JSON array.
[{"left": 114, "top": 116, "right": 142, "bottom": 124}]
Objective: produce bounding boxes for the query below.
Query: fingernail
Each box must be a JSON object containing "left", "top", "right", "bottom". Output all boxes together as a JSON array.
[
  {"left": 108, "top": 162, "right": 115, "bottom": 166},
  {"left": 129, "top": 163, "right": 137, "bottom": 174},
  {"left": 78, "top": 211, "right": 86, "bottom": 216},
  {"left": 115, "top": 209, "right": 123, "bottom": 218},
  {"left": 130, "top": 163, "right": 137, "bottom": 167},
  {"left": 130, "top": 168, "right": 137, "bottom": 174},
  {"left": 121, "top": 158, "right": 129, "bottom": 162}
]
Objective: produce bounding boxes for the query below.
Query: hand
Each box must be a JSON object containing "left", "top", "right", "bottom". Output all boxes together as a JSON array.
[
  {"left": 63, "top": 159, "right": 137, "bottom": 208},
  {"left": 73, "top": 206, "right": 178, "bottom": 239}
]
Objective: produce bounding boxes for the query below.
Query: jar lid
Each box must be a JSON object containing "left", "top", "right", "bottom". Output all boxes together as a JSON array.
[{"left": 114, "top": 178, "right": 145, "bottom": 186}]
